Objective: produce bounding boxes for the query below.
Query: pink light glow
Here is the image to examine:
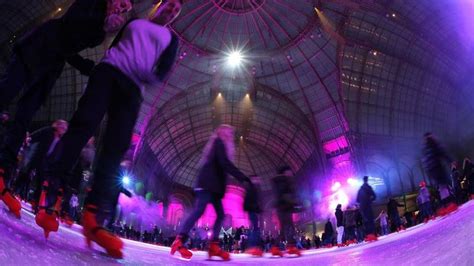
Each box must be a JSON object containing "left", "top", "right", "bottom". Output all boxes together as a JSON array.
[
  {"left": 322, "top": 135, "right": 349, "bottom": 153},
  {"left": 197, "top": 185, "right": 249, "bottom": 228}
]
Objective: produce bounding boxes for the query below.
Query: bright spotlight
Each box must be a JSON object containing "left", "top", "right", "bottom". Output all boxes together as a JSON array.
[
  {"left": 227, "top": 51, "right": 243, "bottom": 67},
  {"left": 331, "top": 181, "right": 341, "bottom": 192},
  {"left": 122, "top": 176, "right": 130, "bottom": 185}
]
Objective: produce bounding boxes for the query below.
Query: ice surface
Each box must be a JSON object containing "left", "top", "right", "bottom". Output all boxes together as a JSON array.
[{"left": 0, "top": 201, "right": 473, "bottom": 265}]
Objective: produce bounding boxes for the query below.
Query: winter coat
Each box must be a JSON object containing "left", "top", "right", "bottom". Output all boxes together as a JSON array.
[
  {"left": 335, "top": 208, "right": 344, "bottom": 227},
  {"left": 272, "top": 174, "right": 300, "bottom": 212},
  {"left": 244, "top": 183, "right": 262, "bottom": 213},
  {"left": 422, "top": 138, "right": 452, "bottom": 185},
  {"left": 14, "top": 0, "right": 107, "bottom": 77},
  {"left": 195, "top": 138, "right": 249, "bottom": 198},
  {"left": 357, "top": 183, "right": 376, "bottom": 207},
  {"left": 324, "top": 221, "right": 334, "bottom": 236},
  {"left": 343, "top": 209, "right": 356, "bottom": 227}
]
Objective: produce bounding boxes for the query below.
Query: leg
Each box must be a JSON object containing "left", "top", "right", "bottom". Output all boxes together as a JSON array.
[
  {"left": 0, "top": 53, "right": 28, "bottom": 110},
  {"left": 0, "top": 62, "right": 63, "bottom": 171},
  {"left": 211, "top": 196, "right": 225, "bottom": 241},
  {"left": 179, "top": 191, "right": 212, "bottom": 239},
  {"left": 85, "top": 73, "right": 142, "bottom": 209},
  {"left": 48, "top": 64, "right": 115, "bottom": 180}
]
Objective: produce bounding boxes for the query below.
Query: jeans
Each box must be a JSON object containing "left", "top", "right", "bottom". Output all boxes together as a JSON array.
[
  {"left": 336, "top": 226, "right": 344, "bottom": 244},
  {"left": 0, "top": 54, "right": 64, "bottom": 173},
  {"left": 180, "top": 190, "right": 225, "bottom": 241},
  {"left": 248, "top": 212, "right": 262, "bottom": 248},
  {"left": 381, "top": 224, "right": 389, "bottom": 235}
]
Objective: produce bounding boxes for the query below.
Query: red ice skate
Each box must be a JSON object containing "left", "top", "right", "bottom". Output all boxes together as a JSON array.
[
  {"left": 170, "top": 236, "right": 193, "bottom": 260},
  {"left": 0, "top": 169, "right": 21, "bottom": 218},
  {"left": 82, "top": 205, "right": 123, "bottom": 259},
  {"left": 444, "top": 202, "right": 458, "bottom": 215},
  {"left": 287, "top": 246, "right": 302, "bottom": 256},
  {"left": 208, "top": 241, "right": 230, "bottom": 261},
  {"left": 270, "top": 246, "right": 283, "bottom": 257},
  {"left": 364, "top": 233, "right": 378, "bottom": 242},
  {"left": 246, "top": 247, "right": 264, "bottom": 257},
  {"left": 60, "top": 212, "right": 74, "bottom": 227},
  {"left": 35, "top": 182, "right": 60, "bottom": 238}
]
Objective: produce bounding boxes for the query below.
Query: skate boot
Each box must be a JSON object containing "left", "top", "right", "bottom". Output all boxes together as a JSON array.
[
  {"left": 208, "top": 241, "right": 230, "bottom": 261},
  {"left": 270, "top": 246, "right": 283, "bottom": 257},
  {"left": 364, "top": 234, "right": 378, "bottom": 242},
  {"left": 444, "top": 202, "right": 458, "bottom": 214},
  {"left": 0, "top": 169, "right": 21, "bottom": 218},
  {"left": 436, "top": 206, "right": 447, "bottom": 217},
  {"left": 470, "top": 194, "right": 474, "bottom": 201},
  {"left": 287, "top": 245, "right": 302, "bottom": 256},
  {"left": 246, "top": 247, "right": 263, "bottom": 257},
  {"left": 82, "top": 205, "right": 123, "bottom": 259},
  {"left": 170, "top": 235, "right": 193, "bottom": 259},
  {"left": 60, "top": 212, "right": 74, "bottom": 227},
  {"left": 35, "top": 182, "right": 61, "bottom": 239}
]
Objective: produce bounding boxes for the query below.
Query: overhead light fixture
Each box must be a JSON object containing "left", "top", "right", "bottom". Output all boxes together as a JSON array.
[
  {"left": 227, "top": 51, "right": 243, "bottom": 68},
  {"left": 57, "top": 7, "right": 62, "bottom": 11}
]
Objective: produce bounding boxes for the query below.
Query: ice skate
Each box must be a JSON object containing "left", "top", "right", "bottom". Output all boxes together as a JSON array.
[
  {"left": 364, "top": 234, "right": 378, "bottom": 242},
  {"left": 60, "top": 212, "right": 74, "bottom": 227},
  {"left": 444, "top": 202, "right": 458, "bottom": 214},
  {"left": 82, "top": 205, "right": 123, "bottom": 259},
  {"left": 246, "top": 247, "right": 263, "bottom": 257},
  {"left": 287, "top": 246, "right": 302, "bottom": 256},
  {"left": 35, "top": 182, "right": 61, "bottom": 239},
  {"left": 0, "top": 169, "right": 21, "bottom": 218},
  {"left": 170, "top": 236, "right": 193, "bottom": 260},
  {"left": 208, "top": 241, "right": 230, "bottom": 261},
  {"left": 270, "top": 246, "right": 283, "bottom": 257}
]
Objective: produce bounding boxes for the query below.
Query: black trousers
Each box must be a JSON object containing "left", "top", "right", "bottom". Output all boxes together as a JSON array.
[
  {"left": 180, "top": 190, "right": 225, "bottom": 242},
  {"left": 360, "top": 204, "right": 375, "bottom": 235},
  {"left": 48, "top": 63, "right": 142, "bottom": 208},
  {"left": 0, "top": 53, "right": 64, "bottom": 173},
  {"left": 277, "top": 210, "right": 296, "bottom": 245}
]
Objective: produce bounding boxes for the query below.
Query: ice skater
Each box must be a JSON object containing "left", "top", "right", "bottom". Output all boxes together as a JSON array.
[
  {"left": 244, "top": 175, "right": 264, "bottom": 256},
  {"left": 34, "top": 0, "right": 182, "bottom": 257},
  {"left": 171, "top": 125, "right": 252, "bottom": 261},
  {"left": 270, "top": 165, "right": 302, "bottom": 257},
  {"left": 422, "top": 133, "right": 457, "bottom": 216},
  {"left": 356, "top": 176, "right": 377, "bottom": 241},
  {"left": 335, "top": 204, "right": 344, "bottom": 246},
  {"left": 0, "top": 0, "right": 132, "bottom": 218}
]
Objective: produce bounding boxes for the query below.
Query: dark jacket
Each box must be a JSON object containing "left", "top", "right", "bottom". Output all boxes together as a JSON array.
[
  {"left": 14, "top": 0, "right": 107, "bottom": 76},
  {"left": 387, "top": 199, "right": 404, "bottom": 216},
  {"left": 422, "top": 138, "right": 452, "bottom": 185},
  {"left": 23, "top": 127, "right": 56, "bottom": 169},
  {"left": 324, "top": 221, "right": 333, "bottom": 236},
  {"left": 195, "top": 138, "right": 249, "bottom": 198},
  {"left": 272, "top": 174, "right": 299, "bottom": 212},
  {"left": 244, "top": 183, "right": 262, "bottom": 213},
  {"left": 343, "top": 208, "right": 356, "bottom": 227},
  {"left": 356, "top": 183, "right": 376, "bottom": 206},
  {"left": 335, "top": 208, "right": 344, "bottom": 227}
]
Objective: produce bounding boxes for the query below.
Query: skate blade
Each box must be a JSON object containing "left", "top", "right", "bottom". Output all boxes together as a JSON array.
[{"left": 172, "top": 253, "right": 192, "bottom": 261}]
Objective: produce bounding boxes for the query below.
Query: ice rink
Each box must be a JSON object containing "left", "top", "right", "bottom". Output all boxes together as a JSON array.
[{"left": 0, "top": 201, "right": 473, "bottom": 265}]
